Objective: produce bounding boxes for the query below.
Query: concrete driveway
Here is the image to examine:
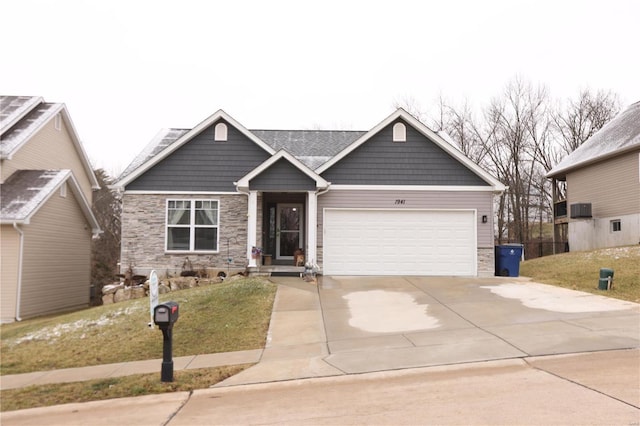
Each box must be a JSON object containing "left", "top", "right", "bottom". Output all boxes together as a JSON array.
[{"left": 219, "top": 275, "right": 639, "bottom": 386}]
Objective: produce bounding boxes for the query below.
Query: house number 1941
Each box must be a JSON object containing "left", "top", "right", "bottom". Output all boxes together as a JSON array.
[{"left": 394, "top": 199, "right": 406, "bottom": 205}]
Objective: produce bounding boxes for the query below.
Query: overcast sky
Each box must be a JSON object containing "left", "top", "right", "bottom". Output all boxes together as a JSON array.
[{"left": 2, "top": 0, "right": 638, "bottom": 177}]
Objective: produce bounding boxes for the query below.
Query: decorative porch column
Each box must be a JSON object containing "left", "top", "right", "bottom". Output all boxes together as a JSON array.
[
  {"left": 247, "top": 190, "right": 258, "bottom": 267},
  {"left": 306, "top": 191, "right": 317, "bottom": 266}
]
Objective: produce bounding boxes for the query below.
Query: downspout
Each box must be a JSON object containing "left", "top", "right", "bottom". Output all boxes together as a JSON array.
[
  {"left": 312, "top": 183, "right": 331, "bottom": 272},
  {"left": 13, "top": 223, "right": 24, "bottom": 321},
  {"left": 316, "top": 184, "right": 331, "bottom": 198}
]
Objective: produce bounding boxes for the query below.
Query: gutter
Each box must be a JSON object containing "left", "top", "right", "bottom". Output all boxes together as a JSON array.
[{"left": 12, "top": 223, "right": 24, "bottom": 321}]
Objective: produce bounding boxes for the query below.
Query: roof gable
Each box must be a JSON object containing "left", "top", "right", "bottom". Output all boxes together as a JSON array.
[
  {"left": 0, "top": 169, "right": 100, "bottom": 234},
  {"left": 115, "top": 110, "right": 275, "bottom": 189},
  {"left": 547, "top": 101, "right": 640, "bottom": 178},
  {"left": 236, "top": 150, "right": 329, "bottom": 191},
  {"left": 317, "top": 109, "right": 506, "bottom": 190}
]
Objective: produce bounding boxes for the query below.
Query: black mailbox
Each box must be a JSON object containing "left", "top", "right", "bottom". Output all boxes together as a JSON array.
[
  {"left": 154, "top": 301, "right": 179, "bottom": 326},
  {"left": 153, "top": 301, "right": 179, "bottom": 382}
]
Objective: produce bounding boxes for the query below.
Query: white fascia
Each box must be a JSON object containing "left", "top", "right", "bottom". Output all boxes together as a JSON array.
[
  {"left": 328, "top": 184, "right": 503, "bottom": 192},
  {"left": 122, "top": 190, "right": 241, "bottom": 195}
]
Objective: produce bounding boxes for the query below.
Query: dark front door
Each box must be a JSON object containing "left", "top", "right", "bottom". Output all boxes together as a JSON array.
[{"left": 276, "top": 203, "right": 303, "bottom": 260}]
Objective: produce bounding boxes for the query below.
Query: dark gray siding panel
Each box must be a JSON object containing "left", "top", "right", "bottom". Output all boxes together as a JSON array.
[
  {"left": 321, "top": 119, "right": 489, "bottom": 186},
  {"left": 250, "top": 159, "right": 316, "bottom": 190},
  {"left": 126, "top": 120, "right": 271, "bottom": 192}
]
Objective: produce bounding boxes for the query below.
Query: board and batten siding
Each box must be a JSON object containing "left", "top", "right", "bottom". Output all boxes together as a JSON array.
[
  {"left": 0, "top": 225, "right": 20, "bottom": 321},
  {"left": 18, "top": 188, "right": 92, "bottom": 319},
  {"left": 126, "top": 120, "right": 271, "bottom": 192},
  {"left": 317, "top": 189, "right": 494, "bottom": 248},
  {"left": 320, "top": 120, "right": 490, "bottom": 187},
  {"left": 0, "top": 115, "right": 94, "bottom": 203},
  {"left": 567, "top": 151, "right": 640, "bottom": 217}
]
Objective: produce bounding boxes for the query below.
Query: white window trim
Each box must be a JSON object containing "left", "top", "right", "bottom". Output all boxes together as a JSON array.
[
  {"left": 54, "top": 113, "right": 62, "bottom": 131},
  {"left": 610, "top": 219, "right": 621, "bottom": 232},
  {"left": 60, "top": 182, "right": 67, "bottom": 198},
  {"left": 165, "top": 199, "right": 220, "bottom": 253},
  {"left": 392, "top": 122, "right": 406, "bottom": 142},
  {"left": 214, "top": 123, "right": 228, "bottom": 141}
]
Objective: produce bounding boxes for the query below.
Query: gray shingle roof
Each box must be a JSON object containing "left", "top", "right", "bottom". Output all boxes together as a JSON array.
[
  {"left": 0, "top": 96, "right": 61, "bottom": 159},
  {"left": 0, "top": 96, "right": 42, "bottom": 133},
  {"left": 118, "top": 127, "right": 365, "bottom": 180},
  {"left": 547, "top": 101, "right": 640, "bottom": 178},
  {"left": 0, "top": 169, "right": 70, "bottom": 222},
  {"left": 251, "top": 130, "right": 365, "bottom": 169},
  {"left": 119, "top": 128, "right": 190, "bottom": 179}
]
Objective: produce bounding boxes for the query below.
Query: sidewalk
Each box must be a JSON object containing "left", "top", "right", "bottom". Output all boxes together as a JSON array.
[{"left": 0, "top": 349, "right": 264, "bottom": 391}]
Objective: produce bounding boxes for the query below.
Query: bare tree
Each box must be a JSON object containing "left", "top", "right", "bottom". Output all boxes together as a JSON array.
[
  {"left": 91, "top": 169, "right": 122, "bottom": 303},
  {"left": 554, "top": 89, "right": 621, "bottom": 155},
  {"left": 480, "top": 77, "right": 551, "bottom": 244},
  {"left": 390, "top": 81, "right": 621, "bottom": 257}
]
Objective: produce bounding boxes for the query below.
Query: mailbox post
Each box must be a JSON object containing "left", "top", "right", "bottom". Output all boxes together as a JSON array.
[{"left": 153, "top": 301, "right": 179, "bottom": 382}]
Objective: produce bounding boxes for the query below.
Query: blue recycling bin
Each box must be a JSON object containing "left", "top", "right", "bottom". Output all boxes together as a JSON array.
[{"left": 495, "top": 244, "right": 524, "bottom": 277}]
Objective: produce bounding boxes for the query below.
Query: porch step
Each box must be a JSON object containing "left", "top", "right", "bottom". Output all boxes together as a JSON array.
[{"left": 247, "top": 266, "right": 305, "bottom": 277}]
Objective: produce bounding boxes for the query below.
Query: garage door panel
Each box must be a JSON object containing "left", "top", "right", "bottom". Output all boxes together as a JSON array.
[{"left": 324, "top": 209, "right": 476, "bottom": 276}]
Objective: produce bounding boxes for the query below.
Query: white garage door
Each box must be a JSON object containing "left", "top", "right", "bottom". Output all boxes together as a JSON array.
[{"left": 323, "top": 209, "right": 476, "bottom": 276}]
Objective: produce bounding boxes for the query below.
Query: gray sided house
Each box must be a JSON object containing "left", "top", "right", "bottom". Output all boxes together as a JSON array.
[
  {"left": 0, "top": 96, "right": 101, "bottom": 322},
  {"left": 113, "top": 109, "right": 506, "bottom": 278},
  {"left": 547, "top": 101, "right": 640, "bottom": 252}
]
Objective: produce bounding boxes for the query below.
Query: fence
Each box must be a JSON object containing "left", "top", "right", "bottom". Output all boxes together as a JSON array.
[{"left": 523, "top": 241, "right": 569, "bottom": 260}]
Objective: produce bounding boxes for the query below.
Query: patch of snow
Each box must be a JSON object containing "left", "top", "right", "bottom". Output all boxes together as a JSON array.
[
  {"left": 343, "top": 290, "right": 440, "bottom": 333},
  {"left": 481, "top": 282, "right": 637, "bottom": 313},
  {"left": 9, "top": 306, "right": 142, "bottom": 346}
]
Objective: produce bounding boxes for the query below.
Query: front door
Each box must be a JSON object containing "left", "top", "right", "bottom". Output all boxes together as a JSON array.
[{"left": 276, "top": 203, "right": 303, "bottom": 260}]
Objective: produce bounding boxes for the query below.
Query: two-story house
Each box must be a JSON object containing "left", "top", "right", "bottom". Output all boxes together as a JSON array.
[
  {"left": 1, "top": 96, "right": 101, "bottom": 322},
  {"left": 547, "top": 101, "right": 640, "bottom": 252}
]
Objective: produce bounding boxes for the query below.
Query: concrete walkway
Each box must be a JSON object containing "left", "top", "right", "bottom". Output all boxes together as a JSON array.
[{"left": 2, "top": 275, "right": 639, "bottom": 391}]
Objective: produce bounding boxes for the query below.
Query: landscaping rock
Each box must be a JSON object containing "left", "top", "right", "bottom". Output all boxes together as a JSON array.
[
  {"left": 102, "top": 283, "right": 123, "bottom": 295},
  {"left": 114, "top": 288, "right": 132, "bottom": 303},
  {"left": 131, "top": 286, "right": 146, "bottom": 299}
]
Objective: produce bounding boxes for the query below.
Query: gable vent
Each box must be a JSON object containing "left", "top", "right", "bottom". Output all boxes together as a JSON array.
[
  {"left": 570, "top": 203, "right": 592, "bottom": 218},
  {"left": 392, "top": 122, "right": 406, "bottom": 142},
  {"left": 214, "top": 123, "right": 228, "bottom": 141}
]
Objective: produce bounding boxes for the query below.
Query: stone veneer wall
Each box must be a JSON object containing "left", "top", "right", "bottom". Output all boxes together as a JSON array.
[
  {"left": 477, "top": 247, "right": 495, "bottom": 277},
  {"left": 121, "top": 193, "right": 260, "bottom": 276}
]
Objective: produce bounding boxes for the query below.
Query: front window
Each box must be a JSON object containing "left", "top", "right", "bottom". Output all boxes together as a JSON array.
[{"left": 167, "top": 199, "right": 219, "bottom": 251}]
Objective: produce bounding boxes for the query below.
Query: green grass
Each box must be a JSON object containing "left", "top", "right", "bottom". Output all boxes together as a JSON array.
[
  {"left": 1, "top": 365, "right": 250, "bottom": 412},
  {"left": 520, "top": 245, "right": 640, "bottom": 303},
  {"left": 0, "top": 278, "right": 277, "bottom": 375},
  {"left": 0, "top": 277, "right": 276, "bottom": 412}
]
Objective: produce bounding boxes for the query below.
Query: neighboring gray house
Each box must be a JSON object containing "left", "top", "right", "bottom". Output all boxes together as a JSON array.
[
  {"left": 113, "top": 108, "right": 505, "bottom": 277},
  {"left": 1, "top": 96, "right": 101, "bottom": 322},
  {"left": 547, "top": 101, "right": 640, "bottom": 252}
]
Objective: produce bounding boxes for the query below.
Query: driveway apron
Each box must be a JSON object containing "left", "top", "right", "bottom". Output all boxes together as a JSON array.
[{"left": 218, "top": 275, "right": 639, "bottom": 385}]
